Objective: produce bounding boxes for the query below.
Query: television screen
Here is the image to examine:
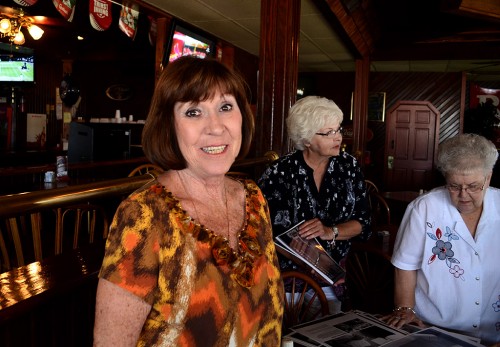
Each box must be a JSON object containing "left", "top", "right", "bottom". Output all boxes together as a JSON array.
[
  {"left": 166, "top": 24, "right": 215, "bottom": 63},
  {"left": 0, "top": 43, "right": 35, "bottom": 83}
]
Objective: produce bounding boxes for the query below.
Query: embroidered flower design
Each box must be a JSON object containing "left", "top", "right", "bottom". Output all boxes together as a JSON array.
[
  {"left": 493, "top": 295, "right": 500, "bottom": 312},
  {"left": 427, "top": 223, "right": 462, "bottom": 279},
  {"left": 432, "top": 240, "right": 455, "bottom": 260},
  {"left": 449, "top": 265, "right": 464, "bottom": 279},
  {"left": 444, "top": 226, "right": 459, "bottom": 241}
]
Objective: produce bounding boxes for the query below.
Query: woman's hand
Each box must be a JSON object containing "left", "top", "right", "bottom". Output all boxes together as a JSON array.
[
  {"left": 381, "top": 309, "right": 425, "bottom": 329},
  {"left": 298, "top": 218, "right": 333, "bottom": 241}
]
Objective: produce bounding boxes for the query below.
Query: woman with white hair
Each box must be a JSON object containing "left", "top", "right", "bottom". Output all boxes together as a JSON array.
[
  {"left": 384, "top": 133, "right": 500, "bottom": 346},
  {"left": 258, "top": 95, "right": 371, "bottom": 313}
]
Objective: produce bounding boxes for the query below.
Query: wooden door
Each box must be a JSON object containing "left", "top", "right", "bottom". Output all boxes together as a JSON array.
[{"left": 384, "top": 101, "right": 440, "bottom": 191}]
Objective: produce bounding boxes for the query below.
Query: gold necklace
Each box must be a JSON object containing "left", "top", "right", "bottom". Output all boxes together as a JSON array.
[{"left": 177, "top": 171, "right": 231, "bottom": 243}]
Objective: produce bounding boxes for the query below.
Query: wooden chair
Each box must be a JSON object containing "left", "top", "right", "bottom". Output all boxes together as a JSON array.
[
  {"left": 128, "top": 164, "right": 163, "bottom": 177},
  {"left": 54, "top": 203, "right": 109, "bottom": 255},
  {"left": 0, "top": 213, "right": 45, "bottom": 272},
  {"left": 344, "top": 243, "right": 394, "bottom": 314},
  {"left": 369, "top": 192, "right": 392, "bottom": 227},
  {"left": 281, "top": 271, "right": 330, "bottom": 333},
  {"left": 0, "top": 204, "right": 109, "bottom": 273},
  {"left": 365, "top": 180, "right": 379, "bottom": 194}
]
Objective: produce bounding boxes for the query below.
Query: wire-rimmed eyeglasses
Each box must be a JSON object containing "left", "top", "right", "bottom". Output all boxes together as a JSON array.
[
  {"left": 446, "top": 178, "right": 487, "bottom": 194},
  {"left": 315, "top": 127, "right": 344, "bottom": 138}
]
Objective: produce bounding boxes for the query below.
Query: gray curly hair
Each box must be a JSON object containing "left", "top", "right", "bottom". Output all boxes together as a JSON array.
[
  {"left": 436, "top": 133, "right": 498, "bottom": 176},
  {"left": 286, "top": 96, "right": 343, "bottom": 150}
]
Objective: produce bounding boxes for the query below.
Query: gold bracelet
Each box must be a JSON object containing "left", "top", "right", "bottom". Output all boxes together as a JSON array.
[{"left": 394, "top": 306, "right": 416, "bottom": 315}]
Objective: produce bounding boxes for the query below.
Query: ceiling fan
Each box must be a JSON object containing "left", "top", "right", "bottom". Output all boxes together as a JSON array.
[{"left": 0, "top": 4, "right": 65, "bottom": 45}]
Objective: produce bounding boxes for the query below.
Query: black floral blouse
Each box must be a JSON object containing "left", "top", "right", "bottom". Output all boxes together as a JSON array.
[{"left": 257, "top": 150, "right": 371, "bottom": 267}]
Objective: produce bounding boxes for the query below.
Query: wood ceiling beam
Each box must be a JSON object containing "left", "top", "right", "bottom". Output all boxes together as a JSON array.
[
  {"left": 442, "top": 0, "right": 500, "bottom": 22},
  {"left": 323, "top": 0, "right": 376, "bottom": 57}
]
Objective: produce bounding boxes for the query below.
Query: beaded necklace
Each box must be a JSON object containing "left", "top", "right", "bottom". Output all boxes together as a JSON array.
[
  {"left": 172, "top": 172, "right": 262, "bottom": 288},
  {"left": 177, "top": 171, "right": 231, "bottom": 244}
]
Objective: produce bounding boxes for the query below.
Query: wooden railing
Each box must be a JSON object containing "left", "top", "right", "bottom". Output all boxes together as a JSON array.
[{"left": 0, "top": 152, "right": 278, "bottom": 347}]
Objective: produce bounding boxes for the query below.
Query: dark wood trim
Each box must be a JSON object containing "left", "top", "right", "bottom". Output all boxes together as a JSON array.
[
  {"left": 256, "top": 0, "right": 301, "bottom": 156},
  {"left": 352, "top": 58, "right": 370, "bottom": 164},
  {"left": 323, "top": 0, "right": 375, "bottom": 57}
]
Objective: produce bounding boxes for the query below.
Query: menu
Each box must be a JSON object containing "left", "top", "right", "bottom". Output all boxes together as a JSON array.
[
  {"left": 275, "top": 221, "right": 345, "bottom": 285},
  {"left": 284, "top": 311, "right": 484, "bottom": 347}
]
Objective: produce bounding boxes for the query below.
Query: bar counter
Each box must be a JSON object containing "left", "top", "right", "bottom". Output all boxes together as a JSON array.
[{"left": 0, "top": 156, "right": 150, "bottom": 195}]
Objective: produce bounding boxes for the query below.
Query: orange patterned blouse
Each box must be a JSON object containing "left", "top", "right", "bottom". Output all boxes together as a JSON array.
[{"left": 99, "top": 178, "right": 284, "bottom": 347}]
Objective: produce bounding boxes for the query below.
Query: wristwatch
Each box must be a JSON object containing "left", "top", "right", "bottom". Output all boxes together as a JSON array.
[
  {"left": 332, "top": 226, "right": 339, "bottom": 239},
  {"left": 329, "top": 226, "right": 339, "bottom": 247}
]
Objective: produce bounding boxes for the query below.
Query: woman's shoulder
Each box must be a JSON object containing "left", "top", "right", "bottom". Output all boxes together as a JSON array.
[
  {"left": 407, "top": 187, "right": 449, "bottom": 211},
  {"left": 334, "top": 151, "right": 358, "bottom": 165},
  {"left": 121, "top": 180, "right": 178, "bottom": 211},
  {"left": 238, "top": 178, "right": 265, "bottom": 198},
  {"left": 269, "top": 150, "right": 301, "bottom": 167},
  {"left": 258, "top": 150, "right": 303, "bottom": 182}
]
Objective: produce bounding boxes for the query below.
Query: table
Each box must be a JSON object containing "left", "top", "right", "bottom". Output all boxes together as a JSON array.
[
  {"left": 381, "top": 190, "right": 421, "bottom": 224},
  {"left": 382, "top": 190, "right": 420, "bottom": 204}
]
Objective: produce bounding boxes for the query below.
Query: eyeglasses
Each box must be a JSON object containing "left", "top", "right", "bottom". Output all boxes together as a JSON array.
[
  {"left": 446, "top": 178, "right": 487, "bottom": 194},
  {"left": 315, "top": 127, "right": 344, "bottom": 138}
]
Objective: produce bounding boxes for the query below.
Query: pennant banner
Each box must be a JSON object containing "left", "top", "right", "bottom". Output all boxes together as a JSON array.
[
  {"left": 13, "top": 0, "right": 38, "bottom": 6},
  {"left": 52, "top": 0, "right": 77, "bottom": 22},
  {"left": 119, "top": 2, "right": 139, "bottom": 39},
  {"left": 89, "top": 0, "right": 112, "bottom": 31}
]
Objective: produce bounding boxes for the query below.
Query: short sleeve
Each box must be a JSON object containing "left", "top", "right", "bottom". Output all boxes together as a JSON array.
[{"left": 99, "top": 193, "right": 161, "bottom": 304}]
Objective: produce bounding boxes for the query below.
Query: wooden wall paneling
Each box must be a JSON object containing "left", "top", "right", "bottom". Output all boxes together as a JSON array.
[
  {"left": 366, "top": 72, "right": 462, "bottom": 187},
  {"left": 155, "top": 17, "right": 171, "bottom": 81},
  {"left": 352, "top": 58, "right": 370, "bottom": 162},
  {"left": 256, "top": 0, "right": 301, "bottom": 156}
]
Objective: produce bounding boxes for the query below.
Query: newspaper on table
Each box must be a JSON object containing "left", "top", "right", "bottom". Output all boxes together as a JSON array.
[
  {"left": 274, "top": 220, "right": 345, "bottom": 285},
  {"left": 283, "top": 310, "right": 485, "bottom": 347}
]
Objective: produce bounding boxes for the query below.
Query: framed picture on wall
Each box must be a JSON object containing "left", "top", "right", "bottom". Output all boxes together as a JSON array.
[
  {"left": 368, "top": 92, "right": 386, "bottom": 121},
  {"left": 350, "top": 92, "right": 387, "bottom": 121}
]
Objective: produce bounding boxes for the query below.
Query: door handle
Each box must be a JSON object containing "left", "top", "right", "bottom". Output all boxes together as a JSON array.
[{"left": 387, "top": 155, "right": 394, "bottom": 169}]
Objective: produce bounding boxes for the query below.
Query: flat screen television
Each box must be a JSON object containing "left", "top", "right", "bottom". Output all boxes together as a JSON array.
[
  {"left": 0, "top": 43, "right": 35, "bottom": 83},
  {"left": 164, "top": 23, "right": 216, "bottom": 64}
]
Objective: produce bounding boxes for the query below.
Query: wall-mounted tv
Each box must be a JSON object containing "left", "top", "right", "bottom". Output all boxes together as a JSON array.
[
  {"left": 164, "top": 23, "right": 216, "bottom": 65},
  {"left": 0, "top": 43, "right": 35, "bottom": 83}
]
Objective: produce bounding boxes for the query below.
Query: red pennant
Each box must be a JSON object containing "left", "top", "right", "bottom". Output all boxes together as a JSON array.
[
  {"left": 13, "top": 0, "right": 38, "bottom": 6},
  {"left": 52, "top": 0, "right": 76, "bottom": 22},
  {"left": 118, "top": 2, "right": 139, "bottom": 39},
  {"left": 89, "top": 0, "right": 112, "bottom": 31}
]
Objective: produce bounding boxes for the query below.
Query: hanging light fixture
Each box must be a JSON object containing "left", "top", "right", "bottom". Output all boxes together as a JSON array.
[
  {"left": 12, "top": 30, "right": 25, "bottom": 45},
  {"left": 0, "top": 18, "right": 12, "bottom": 34},
  {"left": 27, "top": 24, "right": 43, "bottom": 40},
  {"left": 0, "top": 9, "right": 44, "bottom": 45}
]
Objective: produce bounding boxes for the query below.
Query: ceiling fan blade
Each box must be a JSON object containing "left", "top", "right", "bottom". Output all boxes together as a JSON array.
[
  {"left": 0, "top": 5, "right": 24, "bottom": 17},
  {"left": 31, "top": 15, "right": 69, "bottom": 27}
]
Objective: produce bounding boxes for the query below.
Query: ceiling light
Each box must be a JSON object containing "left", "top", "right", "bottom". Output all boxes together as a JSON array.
[
  {"left": 0, "top": 18, "right": 11, "bottom": 34},
  {"left": 12, "top": 31, "right": 25, "bottom": 45},
  {"left": 28, "top": 24, "right": 43, "bottom": 40},
  {"left": 0, "top": 12, "right": 44, "bottom": 45}
]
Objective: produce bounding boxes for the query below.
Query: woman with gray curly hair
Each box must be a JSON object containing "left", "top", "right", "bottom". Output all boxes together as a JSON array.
[
  {"left": 258, "top": 95, "right": 371, "bottom": 314},
  {"left": 383, "top": 133, "right": 500, "bottom": 346}
]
